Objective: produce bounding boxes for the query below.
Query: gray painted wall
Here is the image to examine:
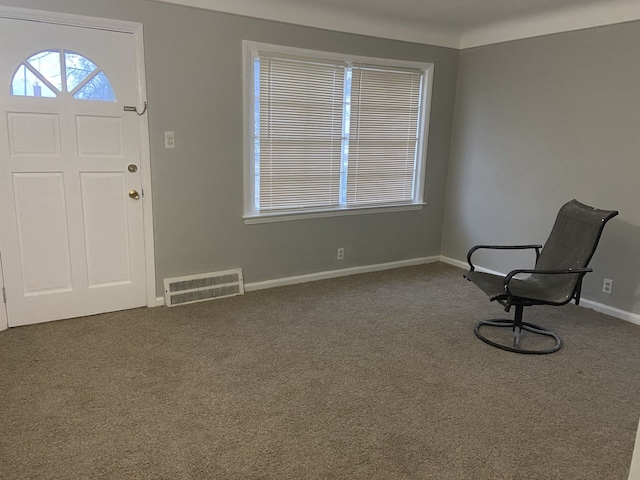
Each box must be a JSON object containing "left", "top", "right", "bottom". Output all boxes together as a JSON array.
[
  {"left": 0, "top": 0, "right": 459, "bottom": 295},
  {"left": 6, "top": 0, "right": 637, "bottom": 317},
  {"left": 443, "top": 22, "right": 640, "bottom": 314}
]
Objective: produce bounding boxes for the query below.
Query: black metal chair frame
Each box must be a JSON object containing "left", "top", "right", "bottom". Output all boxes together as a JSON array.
[{"left": 465, "top": 201, "right": 618, "bottom": 355}]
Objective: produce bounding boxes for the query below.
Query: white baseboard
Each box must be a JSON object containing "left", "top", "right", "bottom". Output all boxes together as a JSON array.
[
  {"left": 155, "top": 255, "right": 640, "bottom": 326},
  {"left": 244, "top": 256, "right": 441, "bottom": 292},
  {"left": 438, "top": 255, "right": 506, "bottom": 276},
  {"left": 579, "top": 299, "right": 640, "bottom": 326},
  {"left": 154, "top": 257, "right": 440, "bottom": 303},
  {"left": 439, "top": 255, "right": 640, "bottom": 326},
  {"left": 438, "top": 256, "right": 467, "bottom": 270}
]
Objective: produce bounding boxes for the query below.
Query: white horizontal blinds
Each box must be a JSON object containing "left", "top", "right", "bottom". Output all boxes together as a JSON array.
[
  {"left": 347, "top": 65, "right": 423, "bottom": 206},
  {"left": 258, "top": 54, "right": 345, "bottom": 211}
]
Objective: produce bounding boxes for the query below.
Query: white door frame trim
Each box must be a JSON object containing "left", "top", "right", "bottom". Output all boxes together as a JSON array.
[
  {"left": 0, "top": 251, "right": 7, "bottom": 331},
  {"left": 0, "top": 5, "right": 157, "bottom": 312}
]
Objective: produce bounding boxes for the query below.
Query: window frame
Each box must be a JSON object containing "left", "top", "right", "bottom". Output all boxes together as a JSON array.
[{"left": 242, "top": 41, "right": 434, "bottom": 224}]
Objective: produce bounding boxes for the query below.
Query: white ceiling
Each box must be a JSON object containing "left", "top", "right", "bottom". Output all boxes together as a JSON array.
[{"left": 153, "top": 0, "right": 640, "bottom": 48}]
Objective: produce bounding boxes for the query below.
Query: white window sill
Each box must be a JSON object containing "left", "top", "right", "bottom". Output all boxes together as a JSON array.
[{"left": 243, "top": 203, "right": 427, "bottom": 225}]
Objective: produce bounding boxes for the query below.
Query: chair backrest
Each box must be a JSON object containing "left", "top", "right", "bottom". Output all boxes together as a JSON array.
[
  {"left": 525, "top": 200, "right": 618, "bottom": 304},
  {"left": 536, "top": 199, "right": 618, "bottom": 272}
]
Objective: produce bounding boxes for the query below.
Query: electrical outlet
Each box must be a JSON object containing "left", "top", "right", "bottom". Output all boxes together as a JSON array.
[
  {"left": 337, "top": 247, "right": 344, "bottom": 260},
  {"left": 164, "top": 131, "right": 175, "bottom": 149},
  {"left": 602, "top": 278, "right": 613, "bottom": 294}
]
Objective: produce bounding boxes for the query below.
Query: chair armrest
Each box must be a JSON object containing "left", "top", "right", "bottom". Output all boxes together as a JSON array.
[
  {"left": 503, "top": 268, "right": 593, "bottom": 300},
  {"left": 467, "top": 244, "right": 542, "bottom": 272}
]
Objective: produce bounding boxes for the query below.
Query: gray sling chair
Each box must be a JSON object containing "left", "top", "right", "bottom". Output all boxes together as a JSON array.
[{"left": 465, "top": 199, "right": 618, "bottom": 354}]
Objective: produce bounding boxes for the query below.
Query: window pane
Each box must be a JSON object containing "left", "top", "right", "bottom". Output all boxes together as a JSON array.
[
  {"left": 65, "top": 52, "right": 97, "bottom": 92},
  {"left": 11, "top": 65, "right": 57, "bottom": 97},
  {"left": 254, "top": 59, "right": 261, "bottom": 209},
  {"left": 73, "top": 71, "right": 116, "bottom": 101},
  {"left": 27, "top": 50, "right": 62, "bottom": 92},
  {"left": 258, "top": 56, "right": 344, "bottom": 211},
  {"left": 347, "top": 66, "right": 423, "bottom": 206}
]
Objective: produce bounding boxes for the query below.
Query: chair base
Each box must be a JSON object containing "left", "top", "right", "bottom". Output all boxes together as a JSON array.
[{"left": 474, "top": 319, "right": 563, "bottom": 355}]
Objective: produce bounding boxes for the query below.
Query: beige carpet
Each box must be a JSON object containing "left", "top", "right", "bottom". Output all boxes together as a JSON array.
[{"left": 1, "top": 262, "right": 639, "bottom": 479}]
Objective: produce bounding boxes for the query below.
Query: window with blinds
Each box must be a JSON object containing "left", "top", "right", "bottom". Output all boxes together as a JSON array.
[{"left": 244, "top": 42, "right": 433, "bottom": 221}]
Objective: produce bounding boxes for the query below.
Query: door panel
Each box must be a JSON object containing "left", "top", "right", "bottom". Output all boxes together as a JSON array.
[
  {"left": 13, "top": 173, "right": 72, "bottom": 295},
  {"left": 8, "top": 112, "right": 62, "bottom": 155},
  {"left": 80, "top": 172, "right": 131, "bottom": 287},
  {"left": 76, "top": 115, "right": 123, "bottom": 156},
  {"left": 0, "top": 17, "right": 148, "bottom": 326}
]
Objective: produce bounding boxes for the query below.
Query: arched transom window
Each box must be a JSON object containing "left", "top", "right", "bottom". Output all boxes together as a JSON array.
[{"left": 11, "top": 50, "right": 115, "bottom": 101}]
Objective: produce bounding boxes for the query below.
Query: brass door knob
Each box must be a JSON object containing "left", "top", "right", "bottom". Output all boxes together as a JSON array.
[{"left": 129, "top": 190, "right": 140, "bottom": 200}]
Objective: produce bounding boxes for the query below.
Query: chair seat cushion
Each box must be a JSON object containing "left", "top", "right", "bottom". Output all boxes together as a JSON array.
[
  {"left": 466, "top": 271, "right": 507, "bottom": 301},
  {"left": 466, "top": 270, "right": 575, "bottom": 305}
]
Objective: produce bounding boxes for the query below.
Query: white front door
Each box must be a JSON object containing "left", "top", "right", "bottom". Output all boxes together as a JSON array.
[{"left": 0, "top": 17, "right": 149, "bottom": 326}]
